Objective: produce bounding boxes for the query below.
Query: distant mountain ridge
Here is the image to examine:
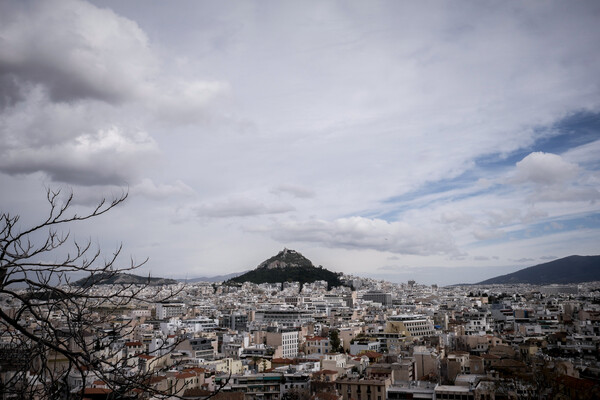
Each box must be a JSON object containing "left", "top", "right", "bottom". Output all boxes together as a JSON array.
[
  {"left": 227, "top": 248, "right": 345, "bottom": 289},
  {"left": 178, "top": 271, "right": 248, "bottom": 283},
  {"left": 74, "top": 272, "right": 178, "bottom": 287},
  {"left": 477, "top": 255, "right": 600, "bottom": 285}
]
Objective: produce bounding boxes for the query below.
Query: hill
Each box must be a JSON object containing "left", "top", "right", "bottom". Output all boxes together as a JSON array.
[
  {"left": 227, "top": 248, "right": 345, "bottom": 289},
  {"left": 74, "top": 272, "right": 178, "bottom": 287},
  {"left": 477, "top": 255, "right": 600, "bottom": 285}
]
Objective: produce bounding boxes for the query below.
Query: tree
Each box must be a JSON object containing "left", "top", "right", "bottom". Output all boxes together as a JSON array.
[
  {"left": 329, "top": 329, "right": 342, "bottom": 353},
  {"left": 0, "top": 189, "right": 193, "bottom": 399}
]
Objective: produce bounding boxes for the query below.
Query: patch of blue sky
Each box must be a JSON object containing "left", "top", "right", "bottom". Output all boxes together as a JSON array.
[
  {"left": 364, "top": 183, "right": 497, "bottom": 222},
  {"left": 475, "top": 111, "right": 600, "bottom": 170},
  {"left": 551, "top": 111, "right": 600, "bottom": 147},
  {"left": 468, "top": 212, "right": 600, "bottom": 248},
  {"left": 475, "top": 150, "right": 530, "bottom": 170},
  {"left": 382, "top": 169, "right": 482, "bottom": 205},
  {"left": 360, "top": 112, "right": 600, "bottom": 222}
]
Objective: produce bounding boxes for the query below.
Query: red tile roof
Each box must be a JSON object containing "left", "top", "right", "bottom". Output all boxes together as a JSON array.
[
  {"left": 82, "top": 387, "right": 112, "bottom": 394},
  {"left": 175, "top": 372, "right": 197, "bottom": 379},
  {"left": 306, "top": 336, "right": 327, "bottom": 341}
]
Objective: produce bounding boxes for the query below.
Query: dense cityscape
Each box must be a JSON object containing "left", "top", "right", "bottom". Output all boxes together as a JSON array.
[{"left": 2, "top": 248, "right": 600, "bottom": 399}]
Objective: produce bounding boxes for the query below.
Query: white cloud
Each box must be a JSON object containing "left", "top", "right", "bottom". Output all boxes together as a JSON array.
[
  {"left": 0, "top": 0, "right": 230, "bottom": 186},
  {"left": 508, "top": 152, "right": 600, "bottom": 203},
  {"left": 549, "top": 222, "right": 564, "bottom": 230},
  {"left": 562, "top": 139, "right": 600, "bottom": 166},
  {"left": 512, "top": 152, "right": 579, "bottom": 185},
  {"left": 482, "top": 208, "right": 548, "bottom": 227},
  {"left": 132, "top": 178, "right": 195, "bottom": 200},
  {"left": 439, "top": 210, "right": 474, "bottom": 229},
  {"left": 511, "top": 258, "right": 535, "bottom": 263},
  {"left": 533, "top": 186, "right": 600, "bottom": 203},
  {"left": 271, "top": 184, "right": 316, "bottom": 199},
  {"left": 147, "top": 79, "right": 231, "bottom": 126},
  {"left": 267, "top": 216, "right": 458, "bottom": 256},
  {"left": 486, "top": 208, "right": 522, "bottom": 226},
  {"left": 193, "top": 197, "right": 295, "bottom": 218},
  {"left": 0, "top": 93, "right": 160, "bottom": 185},
  {"left": 472, "top": 228, "right": 505, "bottom": 241}
]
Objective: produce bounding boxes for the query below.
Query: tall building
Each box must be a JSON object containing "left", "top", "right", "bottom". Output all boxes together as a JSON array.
[{"left": 266, "top": 328, "right": 300, "bottom": 358}]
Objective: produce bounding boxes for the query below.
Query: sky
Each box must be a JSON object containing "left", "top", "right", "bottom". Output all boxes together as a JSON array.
[{"left": 1, "top": 0, "right": 599, "bottom": 286}]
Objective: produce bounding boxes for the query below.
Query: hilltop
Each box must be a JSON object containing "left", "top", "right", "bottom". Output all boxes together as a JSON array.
[
  {"left": 227, "top": 248, "right": 345, "bottom": 289},
  {"left": 477, "top": 255, "right": 600, "bottom": 285}
]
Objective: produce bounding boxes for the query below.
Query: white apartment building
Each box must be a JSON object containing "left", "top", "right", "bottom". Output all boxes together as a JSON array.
[
  {"left": 350, "top": 341, "right": 380, "bottom": 356},
  {"left": 155, "top": 302, "right": 186, "bottom": 319},
  {"left": 464, "top": 312, "right": 492, "bottom": 335},
  {"left": 385, "top": 314, "right": 436, "bottom": 338},
  {"left": 281, "top": 330, "right": 300, "bottom": 358},
  {"left": 254, "top": 308, "right": 313, "bottom": 328},
  {"left": 181, "top": 317, "right": 218, "bottom": 332},
  {"left": 267, "top": 329, "right": 300, "bottom": 358}
]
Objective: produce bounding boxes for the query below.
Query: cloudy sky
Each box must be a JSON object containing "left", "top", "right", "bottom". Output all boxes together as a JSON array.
[{"left": 1, "top": 0, "right": 599, "bottom": 286}]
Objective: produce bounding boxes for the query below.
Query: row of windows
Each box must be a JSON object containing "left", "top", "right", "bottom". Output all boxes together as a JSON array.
[
  {"left": 338, "top": 385, "right": 383, "bottom": 393},
  {"left": 436, "top": 394, "right": 474, "bottom": 400}
]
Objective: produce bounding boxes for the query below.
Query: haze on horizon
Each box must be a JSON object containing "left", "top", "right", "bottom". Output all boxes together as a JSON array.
[{"left": 1, "top": 0, "right": 599, "bottom": 287}]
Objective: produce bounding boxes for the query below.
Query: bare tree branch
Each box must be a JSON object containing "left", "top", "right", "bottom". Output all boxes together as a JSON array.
[{"left": 0, "top": 188, "right": 212, "bottom": 400}]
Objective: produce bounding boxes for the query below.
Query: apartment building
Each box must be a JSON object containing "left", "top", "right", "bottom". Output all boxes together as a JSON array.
[
  {"left": 254, "top": 308, "right": 313, "bottom": 328},
  {"left": 362, "top": 291, "right": 392, "bottom": 307},
  {"left": 305, "top": 336, "right": 331, "bottom": 355},
  {"left": 155, "top": 302, "right": 187, "bottom": 320},
  {"left": 266, "top": 329, "right": 300, "bottom": 359},
  {"left": 335, "top": 377, "right": 391, "bottom": 400},
  {"left": 385, "top": 315, "right": 436, "bottom": 339}
]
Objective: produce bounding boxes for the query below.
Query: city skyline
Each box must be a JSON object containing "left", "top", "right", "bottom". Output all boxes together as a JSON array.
[{"left": 1, "top": 0, "right": 599, "bottom": 286}]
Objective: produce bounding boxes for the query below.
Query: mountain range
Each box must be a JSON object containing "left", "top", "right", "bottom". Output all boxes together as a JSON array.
[
  {"left": 477, "top": 255, "right": 600, "bottom": 285},
  {"left": 70, "top": 254, "right": 600, "bottom": 288}
]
